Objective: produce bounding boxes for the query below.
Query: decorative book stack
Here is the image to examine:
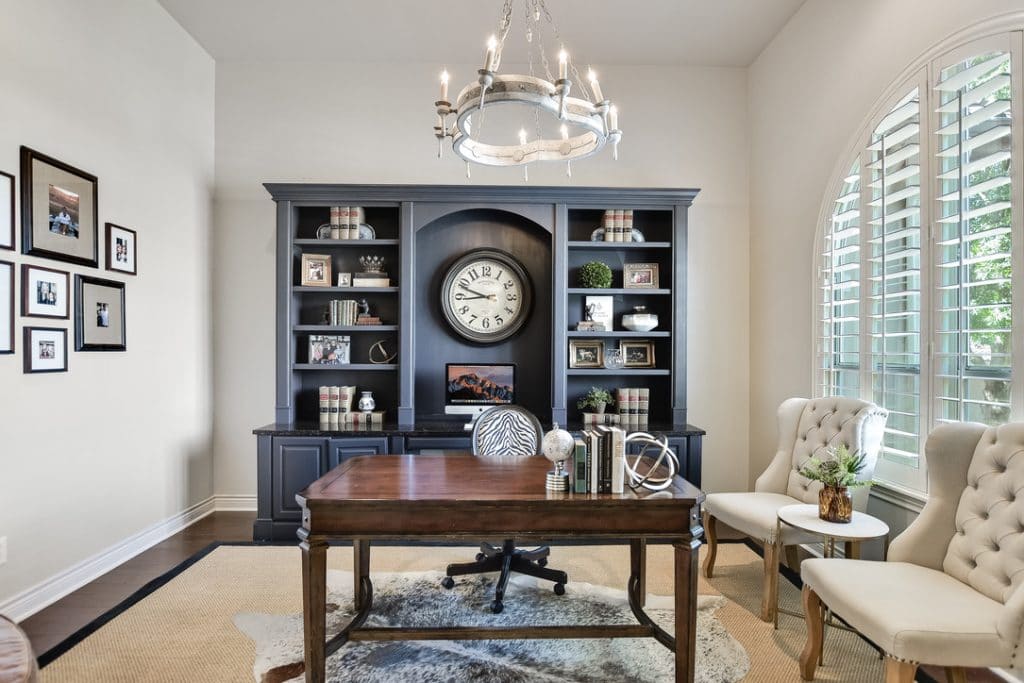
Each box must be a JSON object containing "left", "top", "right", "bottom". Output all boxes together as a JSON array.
[
  {"left": 319, "top": 385, "right": 357, "bottom": 427},
  {"left": 342, "top": 411, "right": 385, "bottom": 426},
  {"left": 352, "top": 273, "right": 390, "bottom": 287},
  {"left": 572, "top": 426, "right": 626, "bottom": 494},
  {"left": 616, "top": 387, "right": 650, "bottom": 429},
  {"left": 601, "top": 209, "right": 634, "bottom": 242},
  {"left": 329, "top": 300, "right": 361, "bottom": 325},
  {"left": 328, "top": 206, "right": 365, "bottom": 240},
  {"left": 581, "top": 412, "right": 619, "bottom": 426}
]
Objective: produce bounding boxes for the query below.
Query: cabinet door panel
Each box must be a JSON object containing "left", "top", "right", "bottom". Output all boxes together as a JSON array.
[
  {"left": 404, "top": 436, "right": 472, "bottom": 455},
  {"left": 328, "top": 437, "right": 390, "bottom": 468},
  {"left": 272, "top": 438, "right": 328, "bottom": 521}
]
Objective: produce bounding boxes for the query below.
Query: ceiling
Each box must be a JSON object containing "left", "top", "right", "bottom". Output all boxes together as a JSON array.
[{"left": 157, "top": 0, "right": 805, "bottom": 67}]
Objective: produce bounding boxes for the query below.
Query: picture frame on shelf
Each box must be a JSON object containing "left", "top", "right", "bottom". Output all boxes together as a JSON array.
[
  {"left": 583, "top": 295, "right": 614, "bottom": 331},
  {"left": 20, "top": 147, "right": 99, "bottom": 267},
  {"left": 569, "top": 339, "right": 604, "bottom": 369},
  {"left": 24, "top": 326, "right": 67, "bottom": 373},
  {"left": 300, "top": 253, "right": 332, "bottom": 287},
  {"left": 74, "top": 275, "right": 126, "bottom": 351},
  {"left": 21, "top": 264, "right": 69, "bottom": 319},
  {"left": 0, "top": 260, "right": 13, "bottom": 353},
  {"left": 621, "top": 340, "right": 655, "bottom": 368},
  {"left": 623, "top": 263, "right": 659, "bottom": 289},
  {"left": 337, "top": 272, "right": 352, "bottom": 287},
  {"left": 0, "top": 170, "right": 13, "bottom": 251},
  {"left": 105, "top": 223, "right": 137, "bottom": 275}
]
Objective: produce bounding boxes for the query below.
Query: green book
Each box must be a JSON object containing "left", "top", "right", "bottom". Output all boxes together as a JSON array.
[{"left": 573, "top": 438, "right": 588, "bottom": 493}]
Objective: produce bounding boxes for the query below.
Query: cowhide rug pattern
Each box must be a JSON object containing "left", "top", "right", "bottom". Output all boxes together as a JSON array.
[{"left": 235, "top": 570, "right": 750, "bottom": 682}]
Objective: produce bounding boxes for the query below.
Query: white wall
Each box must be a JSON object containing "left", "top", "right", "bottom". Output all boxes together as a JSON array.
[
  {"left": 212, "top": 61, "right": 751, "bottom": 496},
  {"left": 0, "top": 0, "right": 214, "bottom": 606},
  {"left": 748, "top": 0, "right": 1024, "bottom": 484}
]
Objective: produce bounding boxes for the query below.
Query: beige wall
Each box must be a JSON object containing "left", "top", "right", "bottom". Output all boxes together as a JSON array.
[
  {"left": 0, "top": 0, "right": 215, "bottom": 605},
  {"left": 212, "top": 61, "right": 751, "bottom": 496},
  {"left": 747, "top": 0, "right": 1024, "bottom": 486}
]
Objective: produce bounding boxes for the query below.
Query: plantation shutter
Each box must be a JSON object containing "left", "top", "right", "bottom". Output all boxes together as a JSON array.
[
  {"left": 866, "top": 89, "right": 924, "bottom": 466},
  {"left": 819, "top": 162, "right": 862, "bottom": 398},
  {"left": 933, "top": 49, "right": 1014, "bottom": 426}
]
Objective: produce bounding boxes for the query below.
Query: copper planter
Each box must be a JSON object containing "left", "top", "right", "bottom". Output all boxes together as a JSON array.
[{"left": 818, "top": 486, "right": 852, "bottom": 523}]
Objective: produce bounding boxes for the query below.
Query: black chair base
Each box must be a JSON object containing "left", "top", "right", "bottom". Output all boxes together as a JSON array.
[{"left": 441, "top": 539, "right": 568, "bottom": 613}]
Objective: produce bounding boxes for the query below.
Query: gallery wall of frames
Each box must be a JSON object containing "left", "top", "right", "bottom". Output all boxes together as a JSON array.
[{"left": 0, "top": 146, "right": 138, "bottom": 373}]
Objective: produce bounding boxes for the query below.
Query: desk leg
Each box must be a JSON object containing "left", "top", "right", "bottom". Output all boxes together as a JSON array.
[
  {"left": 630, "top": 539, "right": 648, "bottom": 608},
  {"left": 301, "top": 536, "right": 328, "bottom": 683},
  {"left": 674, "top": 538, "right": 699, "bottom": 682},
  {"left": 353, "top": 540, "right": 370, "bottom": 610}
]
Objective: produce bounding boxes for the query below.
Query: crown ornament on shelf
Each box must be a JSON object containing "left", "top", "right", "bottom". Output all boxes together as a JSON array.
[
  {"left": 433, "top": 0, "right": 622, "bottom": 181},
  {"left": 359, "top": 256, "right": 386, "bottom": 274}
]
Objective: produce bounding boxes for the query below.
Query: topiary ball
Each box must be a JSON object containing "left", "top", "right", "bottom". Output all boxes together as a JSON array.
[{"left": 578, "top": 261, "right": 613, "bottom": 288}]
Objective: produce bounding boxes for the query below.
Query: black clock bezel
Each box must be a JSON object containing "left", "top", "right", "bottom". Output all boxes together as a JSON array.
[{"left": 440, "top": 248, "right": 533, "bottom": 344}]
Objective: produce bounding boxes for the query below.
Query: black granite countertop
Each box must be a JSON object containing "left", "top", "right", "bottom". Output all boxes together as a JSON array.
[{"left": 253, "top": 421, "right": 706, "bottom": 437}]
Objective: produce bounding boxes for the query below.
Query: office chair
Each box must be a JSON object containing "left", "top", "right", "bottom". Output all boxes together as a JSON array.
[{"left": 440, "top": 405, "right": 569, "bottom": 613}]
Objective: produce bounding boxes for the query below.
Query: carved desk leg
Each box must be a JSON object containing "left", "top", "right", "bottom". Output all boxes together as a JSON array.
[
  {"left": 630, "top": 538, "right": 648, "bottom": 608},
  {"left": 301, "top": 535, "right": 328, "bottom": 683},
  {"left": 675, "top": 510, "right": 702, "bottom": 682}
]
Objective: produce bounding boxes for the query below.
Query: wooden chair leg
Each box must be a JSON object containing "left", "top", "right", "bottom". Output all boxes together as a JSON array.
[
  {"left": 945, "top": 667, "right": 967, "bottom": 683},
  {"left": 799, "top": 585, "right": 824, "bottom": 680},
  {"left": 760, "top": 538, "right": 780, "bottom": 622},
  {"left": 701, "top": 510, "right": 718, "bottom": 578},
  {"left": 785, "top": 544, "right": 800, "bottom": 571},
  {"left": 883, "top": 657, "right": 917, "bottom": 682}
]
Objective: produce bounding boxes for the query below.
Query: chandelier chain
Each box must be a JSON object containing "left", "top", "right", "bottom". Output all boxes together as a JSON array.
[
  {"left": 493, "top": 0, "right": 515, "bottom": 71},
  {"left": 524, "top": 0, "right": 543, "bottom": 139},
  {"left": 536, "top": 0, "right": 594, "bottom": 99}
]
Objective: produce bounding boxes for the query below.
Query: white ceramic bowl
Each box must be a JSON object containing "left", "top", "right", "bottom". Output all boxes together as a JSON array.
[{"left": 621, "top": 314, "right": 658, "bottom": 332}]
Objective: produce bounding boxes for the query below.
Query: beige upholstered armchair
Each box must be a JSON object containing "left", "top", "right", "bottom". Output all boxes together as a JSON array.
[
  {"left": 800, "top": 421, "right": 1024, "bottom": 682},
  {"left": 703, "top": 397, "right": 888, "bottom": 621}
]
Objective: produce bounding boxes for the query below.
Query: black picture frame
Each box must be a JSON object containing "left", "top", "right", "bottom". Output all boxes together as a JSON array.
[
  {"left": 0, "top": 170, "right": 13, "bottom": 251},
  {"left": 0, "top": 260, "right": 13, "bottom": 354},
  {"left": 21, "top": 263, "right": 70, "bottom": 320},
  {"left": 105, "top": 222, "right": 137, "bottom": 276},
  {"left": 74, "top": 275, "right": 126, "bottom": 351},
  {"left": 23, "top": 326, "right": 67, "bottom": 373},
  {"left": 20, "top": 146, "right": 99, "bottom": 268}
]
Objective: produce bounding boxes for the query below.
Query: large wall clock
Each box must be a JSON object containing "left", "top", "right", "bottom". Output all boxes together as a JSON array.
[{"left": 440, "top": 248, "right": 533, "bottom": 344}]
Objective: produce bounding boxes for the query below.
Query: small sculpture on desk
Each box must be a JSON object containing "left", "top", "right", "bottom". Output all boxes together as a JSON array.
[{"left": 542, "top": 423, "right": 575, "bottom": 492}]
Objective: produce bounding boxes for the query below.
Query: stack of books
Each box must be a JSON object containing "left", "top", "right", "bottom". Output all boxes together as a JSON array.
[
  {"left": 319, "top": 385, "right": 356, "bottom": 427},
  {"left": 616, "top": 387, "right": 650, "bottom": 429},
  {"left": 581, "top": 412, "right": 619, "bottom": 426},
  {"left": 355, "top": 314, "right": 383, "bottom": 326},
  {"left": 328, "top": 206, "right": 365, "bottom": 240},
  {"left": 572, "top": 426, "right": 626, "bottom": 494},
  {"left": 352, "top": 272, "right": 391, "bottom": 287},
  {"left": 341, "top": 411, "right": 385, "bottom": 427},
  {"left": 601, "top": 209, "right": 635, "bottom": 242},
  {"left": 329, "top": 300, "right": 360, "bottom": 325}
]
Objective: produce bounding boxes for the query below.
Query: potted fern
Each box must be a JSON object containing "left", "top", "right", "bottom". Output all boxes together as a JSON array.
[
  {"left": 576, "top": 387, "right": 615, "bottom": 415},
  {"left": 797, "top": 444, "right": 871, "bottom": 523}
]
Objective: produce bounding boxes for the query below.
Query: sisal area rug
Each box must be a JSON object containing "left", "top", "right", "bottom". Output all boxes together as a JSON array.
[{"left": 38, "top": 542, "right": 894, "bottom": 682}]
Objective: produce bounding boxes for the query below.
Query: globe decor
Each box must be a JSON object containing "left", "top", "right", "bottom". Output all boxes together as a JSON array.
[
  {"left": 542, "top": 422, "right": 575, "bottom": 492},
  {"left": 797, "top": 444, "right": 871, "bottom": 523}
]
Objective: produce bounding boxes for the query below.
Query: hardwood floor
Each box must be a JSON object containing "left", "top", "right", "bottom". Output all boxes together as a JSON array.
[
  {"left": 19, "top": 511, "right": 256, "bottom": 656},
  {"left": 16, "top": 512, "right": 1007, "bottom": 681}
]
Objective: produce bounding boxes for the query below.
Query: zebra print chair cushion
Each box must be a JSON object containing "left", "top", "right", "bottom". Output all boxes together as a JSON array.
[{"left": 472, "top": 406, "right": 543, "bottom": 457}]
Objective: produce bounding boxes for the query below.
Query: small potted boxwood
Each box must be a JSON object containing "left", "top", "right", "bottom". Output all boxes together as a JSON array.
[
  {"left": 577, "top": 387, "right": 615, "bottom": 414},
  {"left": 577, "top": 261, "right": 613, "bottom": 289}
]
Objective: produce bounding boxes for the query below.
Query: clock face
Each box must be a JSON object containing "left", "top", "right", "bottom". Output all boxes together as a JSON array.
[{"left": 441, "top": 249, "right": 532, "bottom": 343}]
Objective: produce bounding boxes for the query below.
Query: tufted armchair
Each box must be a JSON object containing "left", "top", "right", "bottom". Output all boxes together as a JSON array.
[
  {"left": 800, "top": 421, "right": 1024, "bottom": 682},
  {"left": 703, "top": 397, "right": 888, "bottom": 621}
]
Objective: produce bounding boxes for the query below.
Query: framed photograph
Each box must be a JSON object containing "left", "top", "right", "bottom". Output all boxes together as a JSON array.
[
  {"left": 0, "top": 260, "right": 13, "bottom": 353},
  {"left": 300, "top": 253, "right": 332, "bottom": 287},
  {"left": 337, "top": 272, "right": 351, "bottom": 287},
  {"left": 569, "top": 339, "right": 605, "bottom": 369},
  {"left": 105, "top": 223, "right": 137, "bottom": 275},
  {"left": 74, "top": 275, "right": 126, "bottom": 351},
  {"left": 20, "top": 147, "right": 99, "bottom": 267},
  {"left": 309, "top": 334, "right": 351, "bottom": 365},
  {"left": 584, "top": 295, "right": 614, "bottom": 331},
  {"left": 621, "top": 340, "right": 656, "bottom": 368},
  {"left": 24, "top": 326, "right": 67, "bottom": 373},
  {"left": 0, "top": 170, "right": 13, "bottom": 251},
  {"left": 21, "top": 264, "right": 69, "bottom": 319},
  {"left": 623, "top": 263, "right": 660, "bottom": 289}
]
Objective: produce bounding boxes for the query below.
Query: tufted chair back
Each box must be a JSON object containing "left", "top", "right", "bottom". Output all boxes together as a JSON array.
[
  {"left": 943, "top": 423, "right": 1024, "bottom": 604},
  {"left": 755, "top": 397, "right": 888, "bottom": 511}
]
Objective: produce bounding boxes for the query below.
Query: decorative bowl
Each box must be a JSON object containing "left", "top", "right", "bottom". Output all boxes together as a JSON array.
[{"left": 622, "top": 306, "right": 658, "bottom": 332}]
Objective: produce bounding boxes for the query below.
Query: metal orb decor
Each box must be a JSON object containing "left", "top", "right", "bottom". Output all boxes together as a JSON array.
[
  {"left": 542, "top": 422, "right": 575, "bottom": 492},
  {"left": 433, "top": 0, "right": 622, "bottom": 180},
  {"left": 622, "top": 432, "right": 680, "bottom": 492}
]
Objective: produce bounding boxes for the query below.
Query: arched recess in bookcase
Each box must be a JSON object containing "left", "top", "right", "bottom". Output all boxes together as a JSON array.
[
  {"left": 288, "top": 202, "right": 402, "bottom": 424},
  {"left": 563, "top": 206, "right": 683, "bottom": 426}
]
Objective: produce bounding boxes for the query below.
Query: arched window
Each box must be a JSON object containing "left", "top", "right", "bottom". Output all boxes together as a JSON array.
[{"left": 817, "top": 33, "right": 1022, "bottom": 492}]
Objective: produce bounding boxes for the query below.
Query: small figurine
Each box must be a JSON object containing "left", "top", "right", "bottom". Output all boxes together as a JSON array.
[
  {"left": 584, "top": 302, "right": 596, "bottom": 322},
  {"left": 357, "top": 299, "right": 371, "bottom": 317}
]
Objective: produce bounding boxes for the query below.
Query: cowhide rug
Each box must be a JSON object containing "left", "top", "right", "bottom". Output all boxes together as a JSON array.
[{"left": 234, "top": 570, "right": 749, "bottom": 682}]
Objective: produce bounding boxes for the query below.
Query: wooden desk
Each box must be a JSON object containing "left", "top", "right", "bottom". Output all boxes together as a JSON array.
[{"left": 296, "top": 454, "right": 705, "bottom": 682}]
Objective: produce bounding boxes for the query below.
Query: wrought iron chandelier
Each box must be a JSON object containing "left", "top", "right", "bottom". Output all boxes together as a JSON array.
[{"left": 433, "top": 0, "right": 621, "bottom": 180}]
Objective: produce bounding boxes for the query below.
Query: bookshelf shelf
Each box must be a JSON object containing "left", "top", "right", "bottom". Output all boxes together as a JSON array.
[
  {"left": 566, "top": 288, "right": 671, "bottom": 295},
  {"left": 292, "top": 363, "right": 397, "bottom": 371},
  {"left": 566, "top": 368, "right": 671, "bottom": 376},
  {"left": 293, "top": 286, "right": 399, "bottom": 293},
  {"left": 294, "top": 239, "right": 399, "bottom": 246},
  {"left": 566, "top": 330, "right": 671, "bottom": 338},
  {"left": 294, "top": 325, "right": 398, "bottom": 332},
  {"left": 567, "top": 241, "right": 672, "bottom": 249}
]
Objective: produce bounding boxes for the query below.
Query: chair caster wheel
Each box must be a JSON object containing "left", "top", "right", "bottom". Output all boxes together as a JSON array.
[
  {"left": 441, "top": 577, "right": 455, "bottom": 589},
  {"left": 553, "top": 583, "right": 565, "bottom": 596},
  {"left": 476, "top": 553, "right": 486, "bottom": 562},
  {"left": 537, "top": 557, "right": 548, "bottom": 567},
  {"left": 491, "top": 600, "right": 504, "bottom": 614}
]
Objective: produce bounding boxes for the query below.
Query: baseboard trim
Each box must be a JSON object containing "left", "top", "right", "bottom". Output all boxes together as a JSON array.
[
  {"left": 214, "top": 494, "right": 257, "bottom": 511},
  {"left": 0, "top": 497, "right": 221, "bottom": 622}
]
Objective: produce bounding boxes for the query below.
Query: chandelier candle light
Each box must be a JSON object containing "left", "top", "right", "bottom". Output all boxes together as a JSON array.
[{"left": 433, "top": 0, "right": 622, "bottom": 179}]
